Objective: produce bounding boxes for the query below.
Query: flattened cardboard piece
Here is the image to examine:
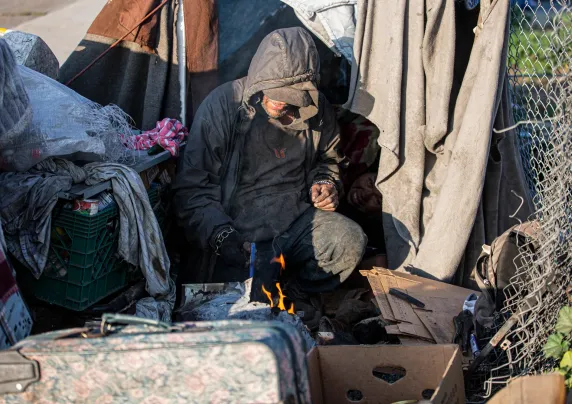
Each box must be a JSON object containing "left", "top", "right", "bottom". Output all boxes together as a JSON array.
[
  {"left": 307, "top": 345, "right": 464, "bottom": 404},
  {"left": 364, "top": 270, "right": 433, "bottom": 340},
  {"left": 397, "top": 323, "right": 434, "bottom": 342},
  {"left": 398, "top": 336, "right": 432, "bottom": 345},
  {"left": 363, "top": 271, "right": 397, "bottom": 321},
  {"left": 487, "top": 374, "right": 566, "bottom": 404},
  {"left": 363, "top": 268, "right": 478, "bottom": 343},
  {"left": 370, "top": 268, "right": 476, "bottom": 306},
  {"left": 362, "top": 269, "right": 422, "bottom": 323},
  {"left": 415, "top": 309, "right": 455, "bottom": 344},
  {"left": 382, "top": 274, "right": 418, "bottom": 322},
  {"left": 385, "top": 324, "right": 432, "bottom": 343},
  {"left": 385, "top": 324, "right": 402, "bottom": 335}
]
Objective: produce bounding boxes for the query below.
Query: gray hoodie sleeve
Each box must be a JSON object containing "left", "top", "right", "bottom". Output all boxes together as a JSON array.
[
  {"left": 308, "top": 98, "right": 345, "bottom": 195},
  {"left": 173, "top": 94, "right": 234, "bottom": 249}
]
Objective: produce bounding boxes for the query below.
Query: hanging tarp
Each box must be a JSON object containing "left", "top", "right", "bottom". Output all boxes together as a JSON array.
[{"left": 342, "top": 0, "right": 532, "bottom": 286}]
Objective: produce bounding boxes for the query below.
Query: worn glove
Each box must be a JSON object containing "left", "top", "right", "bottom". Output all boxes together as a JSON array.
[{"left": 211, "top": 227, "right": 249, "bottom": 268}]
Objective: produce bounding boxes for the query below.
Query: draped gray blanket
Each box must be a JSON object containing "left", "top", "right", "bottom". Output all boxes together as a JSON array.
[{"left": 343, "top": 0, "right": 532, "bottom": 285}]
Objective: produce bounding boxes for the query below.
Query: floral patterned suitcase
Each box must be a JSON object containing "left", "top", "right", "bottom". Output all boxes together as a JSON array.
[{"left": 0, "top": 314, "right": 311, "bottom": 403}]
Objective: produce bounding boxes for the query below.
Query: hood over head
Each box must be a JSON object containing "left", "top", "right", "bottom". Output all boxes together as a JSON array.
[{"left": 244, "top": 27, "right": 320, "bottom": 122}]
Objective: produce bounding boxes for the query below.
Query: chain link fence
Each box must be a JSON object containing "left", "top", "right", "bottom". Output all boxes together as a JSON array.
[{"left": 468, "top": 0, "right": 572, "bottom": 401}]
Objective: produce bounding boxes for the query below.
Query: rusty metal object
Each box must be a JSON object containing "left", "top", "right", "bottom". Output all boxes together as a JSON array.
[{"left": 465, "top": 313, "right": 519, "bottom": 379}]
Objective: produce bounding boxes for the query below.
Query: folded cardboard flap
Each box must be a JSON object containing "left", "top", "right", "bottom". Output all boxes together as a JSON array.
[
  {"left": 431, "top": 345, "right": 465, "bottom": 404},
  {"left": 307, "top": 345, "right": 464, "bottom": 404},
  {"left": 306, "top": 348, "right": 324, "bottom": 404},
  {"left": 487, "top": 374, "right": 566, "bottom": 404}
]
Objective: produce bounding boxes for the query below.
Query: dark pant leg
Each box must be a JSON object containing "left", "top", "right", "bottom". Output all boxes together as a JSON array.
[{"left": 278, "top": 208, "right": 368, "bottom": 293}]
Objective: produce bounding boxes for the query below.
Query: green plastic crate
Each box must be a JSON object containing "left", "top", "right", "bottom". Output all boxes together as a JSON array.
[
  {"left": 28, "top": 263, "right": 128, "bottom": 312},
  {"left": 23, "top": 186, "right": 165, "bottom": 311}
]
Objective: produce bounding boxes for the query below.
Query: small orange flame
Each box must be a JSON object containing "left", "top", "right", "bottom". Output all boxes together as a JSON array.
[
  {"left": 276, "top": 282, "right": 287, "bottom": 311},
  {"left": 271, "top": 254, "right": 286, "bottom": 273},
  {"left": 260, "top": 282, "right": 295, "bottom": 315},
  {"left": 262, "top": 284, "right": 274, "bottom": 308}
]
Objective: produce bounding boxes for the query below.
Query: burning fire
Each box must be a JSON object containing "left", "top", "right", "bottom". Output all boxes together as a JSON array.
[
  {"left": 262, "top": 254, "right": 294, "bottom": 314},
  {"left": 262, "top": 284, "right": 273, "bottom": 305},
  {"left": 262, "top": 282, "right": 295, "bottom": 315},
  {"left": 271, "top": 254, "right": 286, "bottom": 273}
]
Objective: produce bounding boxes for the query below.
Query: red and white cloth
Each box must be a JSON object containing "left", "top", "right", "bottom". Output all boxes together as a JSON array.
[{"left": 128, "top": 118, "right": 188, "bottom": 156}]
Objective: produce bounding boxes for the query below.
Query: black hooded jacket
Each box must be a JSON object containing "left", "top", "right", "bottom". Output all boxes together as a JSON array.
[{"left": 174, "top": 27, "right": 344, "bottom": 246}]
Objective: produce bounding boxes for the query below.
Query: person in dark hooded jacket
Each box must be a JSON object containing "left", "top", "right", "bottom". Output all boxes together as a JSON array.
[{"left": 174, "top": 27, "right": 367, "bottom": 293}]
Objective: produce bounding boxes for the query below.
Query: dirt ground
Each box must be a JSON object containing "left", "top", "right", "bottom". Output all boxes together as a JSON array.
[{"left": 0, "top": 0, "right": 76, "bottom": 29}]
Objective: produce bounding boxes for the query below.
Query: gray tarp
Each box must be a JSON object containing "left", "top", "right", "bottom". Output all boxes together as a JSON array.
[
  {"left": 343, "top": 0, "right": 532, "bottom": 285},
  {"left": 280, "top": 0, "right": 357, "bottom": 61}
]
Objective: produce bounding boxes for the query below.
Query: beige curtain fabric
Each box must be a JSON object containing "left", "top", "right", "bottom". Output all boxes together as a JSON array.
[{"left": 344, "top": 0, "right": 532, "bottom": 285}]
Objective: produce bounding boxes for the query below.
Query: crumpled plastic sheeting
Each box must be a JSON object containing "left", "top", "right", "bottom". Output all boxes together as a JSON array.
[
  {"left": 0, "top": 61, "right": 134, "bottom": 172},
  {"left": 0, "top": 38, "right": 32, "bottom": 154},
  {"left": 177, "top": 279, "right": 315, "bottom": 348},
  {"left": 280, "top": 0, "right": 357, "bottom": 61}
]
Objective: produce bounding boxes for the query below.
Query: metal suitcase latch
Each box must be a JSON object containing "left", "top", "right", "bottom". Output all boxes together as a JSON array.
[{"left": 0, "top": 351, "right": 39, "bottom": 394}]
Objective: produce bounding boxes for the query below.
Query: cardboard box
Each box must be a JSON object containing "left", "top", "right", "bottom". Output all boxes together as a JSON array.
[
  {"left": 307, "top": 345, "right": 464, "bottom": 404},
  {"left": 140, "top": 165, "right": 161, "bottom": 190},
  {"left": 139, "top": 160, "right": 177, "bottom": 190},
  {"left": 488, "top": 374, "right": 565, "bottom": 404}
]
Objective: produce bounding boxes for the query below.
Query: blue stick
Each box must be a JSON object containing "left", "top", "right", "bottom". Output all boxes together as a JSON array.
[{"left": 249, "top": 242, "right": 256, "bottom": 278}]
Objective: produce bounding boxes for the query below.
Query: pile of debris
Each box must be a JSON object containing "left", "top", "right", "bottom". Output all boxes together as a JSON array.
[
  {"left": 172, "top": 265, "right": 477, "bottom": 403},
  {"left": 176, "top": 265, "right": 478, "bottom": 351},
  {"left": 364, "top": 268, "right": 473, "bottom": 345}
]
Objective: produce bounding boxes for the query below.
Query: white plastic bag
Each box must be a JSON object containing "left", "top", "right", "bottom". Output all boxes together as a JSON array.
[{"left": 0, "top": 66, "right": 132, "bottom": 172}]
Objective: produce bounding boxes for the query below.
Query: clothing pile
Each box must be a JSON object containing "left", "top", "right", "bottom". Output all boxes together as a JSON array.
[{"left": 0, "top": 158, "right": 175, "bottom": 321}]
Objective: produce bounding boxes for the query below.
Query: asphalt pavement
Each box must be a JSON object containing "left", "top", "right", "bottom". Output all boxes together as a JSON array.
[{"left": 0, "top": 0, "right": 107, "bottom": 64}]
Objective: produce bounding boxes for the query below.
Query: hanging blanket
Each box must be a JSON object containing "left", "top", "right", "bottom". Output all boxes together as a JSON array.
[{"left": 343, "top": 0, "right": 532, "bottom": 286}]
